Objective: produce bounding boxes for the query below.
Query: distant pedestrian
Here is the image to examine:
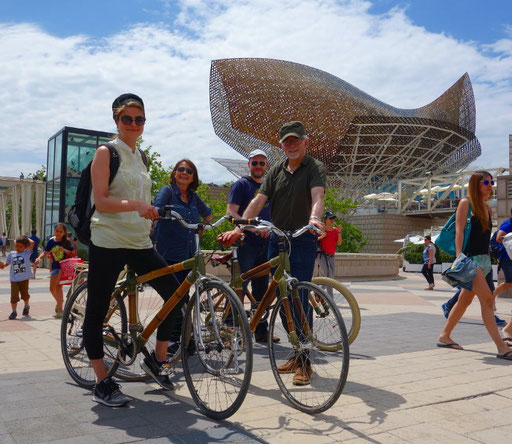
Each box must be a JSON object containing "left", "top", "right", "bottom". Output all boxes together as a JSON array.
[
  {"left": 314, "top": 211, "right": 342, "bottom": 297},
  {"left": 66, "top": 232, "right": 78, "bottom": 256},
  {"left": 29, "top": 229, "right": 41, "bottom": 277},
  {"left": 34, "top": 223, "right": 74, "bottom": 318},
  {"left": 0, "top": 235, "right": 35, "bottom": 319},
  {"left": 1, "top": 232, "right": 7, "bottom": 257},
  {"left": 422, "top": 235, "right": 435, "bottom": 290}
]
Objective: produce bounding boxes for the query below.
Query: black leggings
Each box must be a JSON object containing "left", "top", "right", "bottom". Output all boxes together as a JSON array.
[{"left": 83, "top": 243, "right": 184, "bottom": 360}]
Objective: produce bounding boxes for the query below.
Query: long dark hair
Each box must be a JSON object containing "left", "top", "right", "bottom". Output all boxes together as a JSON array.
[
  {"left": 170, "top": 159, "right": 200, "bottom": 193},
  {"left": 467, "top": 170, "right": 492, "bottom": 232},
  {"left": 55, "top": 222, "right": 73, "bottom": 250}
]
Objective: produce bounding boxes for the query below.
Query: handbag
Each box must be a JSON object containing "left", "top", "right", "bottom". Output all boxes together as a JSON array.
[{"left": 435, "top": 203, "right": 472, "bottom": 256}]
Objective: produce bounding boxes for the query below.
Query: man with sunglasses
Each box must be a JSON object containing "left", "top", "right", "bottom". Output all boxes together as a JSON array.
[
  {"left": 226, "top": 149, "right": 278, "bottom": 344},
  {"left": 219, "top": 121, "right": 326, "bottom": 385}
]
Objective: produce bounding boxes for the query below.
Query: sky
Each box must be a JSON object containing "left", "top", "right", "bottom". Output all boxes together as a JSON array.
[{"left": 1, "top": 0, "right": 512, "bottom": 184}]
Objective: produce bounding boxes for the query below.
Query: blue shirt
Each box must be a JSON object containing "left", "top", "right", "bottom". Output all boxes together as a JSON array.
[
  {"left": 44, "top": 237, "right": 74, "bottom": 271},
  {"left": 6, "top": 249, "right": 33, "bottom": 282},
  {"left": 423, "top": 244, "right": 433, "bottom": 264},
  {"left": 153, "top": 184, "right": 212, "bottom": 262},
  {"left": 498, "top": 218, "right": 512, "bottom": 260},
  {"left": 228, "top": 176, "right": 271, "bottom": 245},
  {"left": 29, "top": 235, "right": 40, "bottom": 262}
]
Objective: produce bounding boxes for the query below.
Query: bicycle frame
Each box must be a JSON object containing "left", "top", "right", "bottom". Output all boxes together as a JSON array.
[
  {"left": 223, "top": 223, "right": 314, "bottom": 347},
  {"left": 103, "top": 210, "right": 229, "bottom": 363}
]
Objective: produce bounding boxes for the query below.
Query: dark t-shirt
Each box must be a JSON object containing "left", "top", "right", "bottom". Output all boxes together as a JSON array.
[
  {"left": 29, "top": 235, "right": 40, "bottom": 262},
  {"left": 44, "top": 237, "right": 74, "bottom": 270},
  {"left": 228, "top": 176, "right": 271, "bottom": 244},
  {"left": 466, "top": 215, "right": 492, "bottom": 257},
  {"left": 259, "top": 155, "right": 326, "bottom": 230}
]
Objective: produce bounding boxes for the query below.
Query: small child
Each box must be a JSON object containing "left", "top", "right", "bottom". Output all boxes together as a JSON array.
[
  {"left": 34, "top": 223, "right": 74, "bottom": 318},
  {"left": 0, "top": 235, "right": 35, "bottom": 319}
]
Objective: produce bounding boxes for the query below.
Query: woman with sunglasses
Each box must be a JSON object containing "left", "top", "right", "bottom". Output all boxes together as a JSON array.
[
  {"left": 438, "top": 171, "right": 512, "bottom": 360},
  {"left": 152, "top": 159, "right": 212, "bottom": 352},
  {"left": 83, "top": 93, "right": 185, "bottom": 407}
]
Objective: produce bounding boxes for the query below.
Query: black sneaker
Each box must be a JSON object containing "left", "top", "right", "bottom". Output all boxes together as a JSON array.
[
  {"left": 92, "top": 377, "right": 130, "bottom": 407},
  {"left": 22, "top": 306, "right": 30, "bottom": 316},
  {"left": 140, "top": 351, "right": 174, "bottom": 391},
  {"left": 8, "top": 311, "right": 17, "bottom": 320}
]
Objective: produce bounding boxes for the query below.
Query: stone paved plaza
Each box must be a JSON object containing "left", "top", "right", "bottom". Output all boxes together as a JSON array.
[{"left": 1, "top": 267, "right": 512, "bottom": 443}]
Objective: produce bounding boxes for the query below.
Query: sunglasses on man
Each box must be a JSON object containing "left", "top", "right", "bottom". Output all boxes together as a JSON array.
[
  {"left": 251, "top": 161, "right": 266, "bottom": 167},
  {"left": 177, "top": 166, "right": 194, "bottom": 175},
  {"left": 481, "top": 179, "right": 495, "bottom": 186},
  {"left": 120, "top": 115, "right": 146, "bottom": 126}
]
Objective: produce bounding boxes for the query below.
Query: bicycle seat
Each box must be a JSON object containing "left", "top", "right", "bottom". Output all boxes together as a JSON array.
[{"left": 211, "top": 251, "right": 233, "bottom": 264}]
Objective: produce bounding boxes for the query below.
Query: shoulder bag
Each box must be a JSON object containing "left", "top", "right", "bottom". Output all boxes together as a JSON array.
[{"left": 435, "top": 203, "right": 472, "bottom": 257}]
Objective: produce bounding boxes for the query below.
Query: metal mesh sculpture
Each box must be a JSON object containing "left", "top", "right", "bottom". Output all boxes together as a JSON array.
[{"left": 209, "top": 58, "right": 481, "bottom": 193}]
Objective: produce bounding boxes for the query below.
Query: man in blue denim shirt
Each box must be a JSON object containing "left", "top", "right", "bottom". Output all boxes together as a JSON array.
[{"left": 227, "top": 149, "right": 278, "bottom": 343}]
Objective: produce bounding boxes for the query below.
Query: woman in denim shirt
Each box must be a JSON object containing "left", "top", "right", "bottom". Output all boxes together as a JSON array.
[
  {"left": 438, "top": 171, "right": 512, "bottom": 360},
  {"left": 153, "top": 159, "right": 212, "bottom": 350}
]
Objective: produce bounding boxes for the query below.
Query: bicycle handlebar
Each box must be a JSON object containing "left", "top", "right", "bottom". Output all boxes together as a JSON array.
[
  {"left": 228, "top": 217, "right": 323, "bottom": 238},
  {"left": 158, "top": 205, "right": 230, "bottom": 230}
]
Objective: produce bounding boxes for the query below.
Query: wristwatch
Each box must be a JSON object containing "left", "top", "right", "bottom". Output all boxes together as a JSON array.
[{"left": 310, "top": 216, "right": 322, "bottom": 222}]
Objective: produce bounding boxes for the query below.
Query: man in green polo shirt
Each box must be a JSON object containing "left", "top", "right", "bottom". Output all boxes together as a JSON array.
[{"left": 219, "top": 121, "right": 326, "bottom": 385}]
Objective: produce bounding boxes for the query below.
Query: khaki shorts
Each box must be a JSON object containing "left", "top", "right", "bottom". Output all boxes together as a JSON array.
[{"left": 11, "top": 280, "right": 30, "bottom": 304}]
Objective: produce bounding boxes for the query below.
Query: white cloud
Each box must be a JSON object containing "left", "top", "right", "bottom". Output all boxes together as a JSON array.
[{"left": 0, "top": 0, "right": 511, "bottom": 183}]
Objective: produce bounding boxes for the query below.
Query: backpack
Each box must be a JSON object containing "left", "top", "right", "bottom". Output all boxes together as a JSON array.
[
  {"left": 433, "top": 242, "right": 442, "bottom": 264},
  {"left": 67, "top": 142, "right": 148, "bottom": 245},
  {"left": 489, "top": 230, "right": 503, "bottom": 260}
]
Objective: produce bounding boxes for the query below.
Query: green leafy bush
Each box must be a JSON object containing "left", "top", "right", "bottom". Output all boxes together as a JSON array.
[{"left": 404, "top": 252, "right": 423, "bottom": 264}]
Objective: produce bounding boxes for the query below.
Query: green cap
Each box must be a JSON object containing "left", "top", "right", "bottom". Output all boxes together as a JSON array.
[{"left": 279, "top": 121, "right": 306, "bottom": 143}]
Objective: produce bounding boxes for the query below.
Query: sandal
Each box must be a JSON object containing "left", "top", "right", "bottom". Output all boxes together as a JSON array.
[{"left": 54, "top": 309, "right": 63, "bottom": 319}]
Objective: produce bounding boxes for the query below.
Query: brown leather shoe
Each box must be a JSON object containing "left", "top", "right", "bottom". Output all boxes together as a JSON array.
[
  {"left": 293, "top": 363, "right": 313, "bottom": 386},
  {"left": 277, "top": 356, "right": 300, "bottom": 374},
  {"left": 254, "top": 333, "right": 280, "bottom": 344}
]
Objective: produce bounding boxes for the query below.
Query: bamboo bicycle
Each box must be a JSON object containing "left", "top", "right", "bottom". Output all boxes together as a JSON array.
[
  {"left": 212, "top": 243, "right": 361, "bottom": 344},
  {"left": 60, "top": 210, "right": 253, "bottom": 420},
  {"left": 214, "top": 217, "right": 350, "bottom": 414}
]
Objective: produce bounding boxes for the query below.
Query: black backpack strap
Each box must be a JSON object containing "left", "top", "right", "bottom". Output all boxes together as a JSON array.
[
  {"left": 138, "top": 148, "right": 149, "bottom": 168},
  {"left": 99, "top": 142, "right": 121, "bottom": 184}
]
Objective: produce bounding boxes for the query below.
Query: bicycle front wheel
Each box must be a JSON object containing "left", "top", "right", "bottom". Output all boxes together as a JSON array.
[
  {"left": 311, "top": 277, "right": 361, "bottom": 344},
  {"left": 61, "top": 282, "right": 126, "bottom": 388},
  {"left": 268, "top": 281, "right": 349, "bottom": 414},
  {"left": 182, "top": 280, "right": 253, "bottom": 420}
]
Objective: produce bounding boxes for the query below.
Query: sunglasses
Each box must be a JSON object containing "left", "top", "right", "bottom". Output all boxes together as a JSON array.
[
  {"left": 251, "top": 161, "right": 266, "bottom": 166},
  {"left": 177, "top": 166, "right": 193, "bottom": 175},
  {"left": 120, "top": 115, "right": 146, "bottom": 126},
  {"left": 481, "top": 179, "right": 495, "bottom": 186}
]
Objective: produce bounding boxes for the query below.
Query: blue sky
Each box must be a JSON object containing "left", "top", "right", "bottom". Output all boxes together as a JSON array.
[{"left": 1, "top": 0, "right": 512, "bottom": 183}]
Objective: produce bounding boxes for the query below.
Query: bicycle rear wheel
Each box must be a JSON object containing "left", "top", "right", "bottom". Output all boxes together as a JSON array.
[
  {"left": 182, "top": 280, "right": 253, "bottom": 420},
  {"left": 61, "top": 282, "right": 126, "bottom": 388},
  {"left": 268, "top": 281, "right": 349, "bottom": 414},
  {"left": 311, "top": 277, "right": 361, "bottom": 344}
]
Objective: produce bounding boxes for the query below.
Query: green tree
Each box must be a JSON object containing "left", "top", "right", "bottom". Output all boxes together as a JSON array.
[
  {"left": 196, "top": 183, "right": 231, "bottom": 251},
  {"left": 324, "top": 188, "right": 368, "bottom": 253},
  {"left": 138, "top": 139, "right": 173, "bottom": 196},
  {"left": 27, "top": 165, "right": 46, "bottom": 181}
]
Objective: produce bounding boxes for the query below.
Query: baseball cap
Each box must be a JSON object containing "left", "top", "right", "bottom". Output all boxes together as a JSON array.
[
  {"left": 324, "top": 211, "right": 336, "bottom": 219},
  {"left": 112, "top": 93, "right": 145, "bottom": 118},
  {"left": 248, "top": 149, "right": 267, "bottom": 160},
  {"left": 279, "top": 121, "right": 306, "bottom": 143}
]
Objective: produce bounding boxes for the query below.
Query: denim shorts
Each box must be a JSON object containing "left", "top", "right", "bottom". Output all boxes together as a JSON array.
[
  {"left": 500, "top": 257, "right": 512, "bottom": 283},
  {"left": 50, "top": 269, "right": 60, "bottom": 277},
  {"left": 459, "top": 255, "right": 491, "bottom": 291}
]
